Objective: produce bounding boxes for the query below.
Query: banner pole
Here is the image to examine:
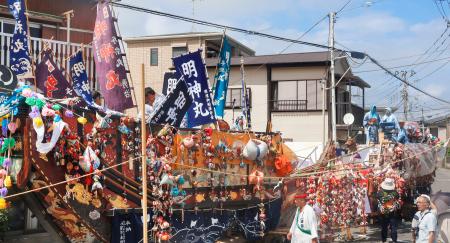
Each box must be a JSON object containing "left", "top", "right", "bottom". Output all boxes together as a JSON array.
[{"left": 141, "top": 63, "right": 148, "bottom": 243}]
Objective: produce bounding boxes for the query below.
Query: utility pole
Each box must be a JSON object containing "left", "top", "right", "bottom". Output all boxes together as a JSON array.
[
  {"left": 322, "top": 80, "right": 326, "bottom": 146},
  {"left": 190, "top": 0, "right": 203, "bottom": 32},
  {"left": 398, "top": 70, "right": 410, "bottom": 121},
  {"left": 329, "top": 12, "right": 337, "bottom": 142}
]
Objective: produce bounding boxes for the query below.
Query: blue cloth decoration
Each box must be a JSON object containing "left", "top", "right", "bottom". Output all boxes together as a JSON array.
[
  {"left": 213, "top": 36, "right": 231, "bottom": 118},
  {"left": 7, "top": 0, "right": 32, "bottom": 78},
  {"left": 69, "top": 51, "right": 96, "bottom": 109},
  {"left": 1, "top": 119, "right": 8, "bottom": 137},
  {"left": 151, "top": 78, "right": 193, "bottom": 127},
  {"left": 111, "top": 211, "right": 151, "bottom": 243},
  {"left": 172, "top": 50, "right": 216, "bottom": 127}
]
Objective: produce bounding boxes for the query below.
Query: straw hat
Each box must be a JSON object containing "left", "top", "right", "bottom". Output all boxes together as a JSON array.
[{"left": 381, "top": 178, "right": 396, "bottom": 191}]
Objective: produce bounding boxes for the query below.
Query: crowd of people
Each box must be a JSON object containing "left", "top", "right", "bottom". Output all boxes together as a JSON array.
[{"left": 286, "top": 183, "right": 439, "bottom": 243}]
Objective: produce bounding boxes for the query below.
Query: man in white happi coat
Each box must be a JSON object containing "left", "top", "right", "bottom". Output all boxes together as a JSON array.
[{"left": 287, "top": 193, "right": 319, "bottom": 243}]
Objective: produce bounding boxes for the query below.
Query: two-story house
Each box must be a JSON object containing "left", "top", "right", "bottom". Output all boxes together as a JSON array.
[{"left": 125, "top": 32, "right": 370, "bottom": 145}]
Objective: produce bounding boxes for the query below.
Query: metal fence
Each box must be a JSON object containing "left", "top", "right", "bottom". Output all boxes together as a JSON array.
[{"left": 271, "top": 99, "right": 307, "bottom": 111}]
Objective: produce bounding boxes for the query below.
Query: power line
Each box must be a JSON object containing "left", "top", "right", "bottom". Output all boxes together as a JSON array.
[
  {"left": 111, "top": 2, "right": 334, "bottom": 50},
  {"left": 366, "top": 54, "right": 450, "bottom": 104},
  {"left": 111, "top": 1, "right": 450, "bottom": 105},
  {"left": 336, "top": 0, "right": 353, "bottom": 14},
  {"left": 353, "top": 55, "right": 450, "bottom": 73}
]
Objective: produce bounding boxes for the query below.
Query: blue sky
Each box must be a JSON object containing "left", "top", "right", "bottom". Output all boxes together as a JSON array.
[{"left": 116, "top": 0, "right": 450, "bottom": 120}]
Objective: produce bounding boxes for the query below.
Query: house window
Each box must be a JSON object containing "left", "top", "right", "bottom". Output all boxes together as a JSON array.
[
  {"left": 172, "top": 46, "right": 187, "bottom": 58},
  {"left": 225, "top": 87, "right": 251, "bottom": 108},
  {"left": 271, "top": 80, "right": 323, "bottom": 111},
  {"left": 150, "top": 48, "right": 158, "bottom": 66}
]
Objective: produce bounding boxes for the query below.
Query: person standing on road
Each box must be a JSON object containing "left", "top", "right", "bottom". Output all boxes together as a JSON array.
[
  {"left": 287, "top": 193, "right": 319, "bottom": 243},
  {"left": 377, "top": 178, "right": 401, "bottom": 243},
  {"left": 411, "top": 194, "right": 438, "bottom": 243}
]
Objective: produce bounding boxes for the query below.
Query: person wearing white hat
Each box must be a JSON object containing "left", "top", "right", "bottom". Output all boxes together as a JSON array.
[
  {"left": 377, "top": 178, "right": 401, "bottom": 243},
  {"left": 411, "top": 194, "right": 438, "bottom": 243}
]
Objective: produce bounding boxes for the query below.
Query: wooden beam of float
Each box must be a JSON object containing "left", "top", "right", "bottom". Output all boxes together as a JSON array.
[{"left": 141, "top": 63, "right": 148, "bottom": 243}]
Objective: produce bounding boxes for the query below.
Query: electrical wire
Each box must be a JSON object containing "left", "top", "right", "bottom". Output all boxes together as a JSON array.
[
  {"left": 111, "top": 2, "right": 335, "bottom": 51},
  {"left": 111, "top": 2, "right": 450, "bottom": 106},
  {"left": 353, "top": 54, "right": 450, "bottom": 73}
]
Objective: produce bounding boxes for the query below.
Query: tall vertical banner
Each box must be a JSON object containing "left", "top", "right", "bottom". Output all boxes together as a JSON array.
[
  {"left": 213, "top": 36, "right": 231, "bottom": 118},
  {"left": 162, "top": 71, "right": 181, "bottom": 96},
  {"left": 35, "top": 49, "right": 75, "bottom": 99},
  {"left": 92, "top": 2, "right": 133, "bottom": 112},
  {"left": 172, "top": 50, "right": 216, "bottom": 127},
  {"left": 8, "top": 0, "right": 32, "bottom": 78},
  {"left": 151, "top": 80, "right": 192, "bottom": 127},
  {"left": 241, "top": 64, "right": 251, "bottom": 129},
  {"left": 69, "top": 51, "right": 95, "bottom": 107}
]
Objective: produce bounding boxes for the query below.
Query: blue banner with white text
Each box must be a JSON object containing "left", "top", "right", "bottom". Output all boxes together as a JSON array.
[
  {"left": 8, "top": 0, "right": 32, "bottom": 79},
  {"left": 172, "top": 50, "right": 216, "bottom": 128},
  {"left": 213, "top": 36, "right": 231, "bottom": 118},
  {"left": 69, "top": 51, "right": 95, "bottom": 108},
  {"left": 151, "top": 79, "right": 193, "bottom": 127}
]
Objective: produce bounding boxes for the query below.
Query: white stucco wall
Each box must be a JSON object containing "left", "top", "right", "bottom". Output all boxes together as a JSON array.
[{"left": 271, "top": 111, "right": 329, "bottom": 142}]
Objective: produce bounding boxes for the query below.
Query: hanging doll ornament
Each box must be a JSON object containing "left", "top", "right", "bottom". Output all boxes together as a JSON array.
[
  {"left": 243, "top": 139, "right": 269, "bottom": 166},
  {"left": 80, "top": 145, "right": 101, "bottom": 173},
  {"left": 258, "top": 203, "right": 266, "bottom": 237}
]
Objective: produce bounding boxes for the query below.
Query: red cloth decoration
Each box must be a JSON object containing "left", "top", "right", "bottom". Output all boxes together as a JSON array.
[{"left": 294, "top": 193, "right": 308, "bottom": 199}]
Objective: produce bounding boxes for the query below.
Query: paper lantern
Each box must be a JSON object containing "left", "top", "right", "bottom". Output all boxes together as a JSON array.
[
  {"left": 7, "top": 122, "right": 17, "bottom": 134},
  {"left": 0, "top": 188, "right": 7, "bottom": 197},
  {"left": 4, "top": 176, "right": 11, "bottom": 188},
  {"left": 0, "top": 198, "right": 7, "bottom": 209},
  {"left": 21, "top": 88, "right": 33, "bottom": 97},
  {"left": 52, "top": 104, "right": 62, "bottom": 111},
  {"left": 64, "top": 110, "right": 74, "bottom": 118},
  {"left": 35, "top": 99, "right": 46, "bottom": 109},
  {"left": 41, "top": 106, "right": 55, "bottom": 117},
  {"left": 25, "top": 97, "right": 36, "bottom": 106},
  {"left": 33, "top": 117, "right": 43, "bottom": 128},
  {"left": 77, "top": 117, "right": 87, "bottom": 125},
  {"left": 29, "top": 106, "right": 40, "bottom": 119},
  {"left": 53, "top": 114, "right": 62, "bottom": 122},
  {"left": 2, "top": 158, "right": 11, "bottom": 168}
]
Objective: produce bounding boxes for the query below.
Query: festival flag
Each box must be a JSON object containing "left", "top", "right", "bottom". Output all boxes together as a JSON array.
[
  {"left": 35, "top": 49, "right": 75, "bottom": 99},
  {"left": 240, "top": 61, "right": 251, "bottom": 129},
  {"left": 172, "top": 50, "right": 216, "bottom": 127},
  {"left": 7, "top": 0, "right": 32, "bottom": 78},
  {"left": 151, "top": 79, "right": 192, "bottom": 127},
  {"left": 162, "top": 71, "right": 181, "bottom": 96},
  {"left": 69, "top": 51, "right": 95, "bottom": 108},
  {"left": 92, "top": 1, "right": 133, "bottom": 112},
  {"left": 214, "top": 36, "right": 231, "bottom": 118},
  {"left": 213, "top": 36, "right": 231, "bottom": 118}
]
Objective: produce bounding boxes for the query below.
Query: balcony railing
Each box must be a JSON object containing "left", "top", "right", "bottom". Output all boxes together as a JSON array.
[
  {"left": 271, "top": 100, "right": 307, "bottom": 112},
  {"left": 0, "top": 33, "right": 96, "bottom": 89}
]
